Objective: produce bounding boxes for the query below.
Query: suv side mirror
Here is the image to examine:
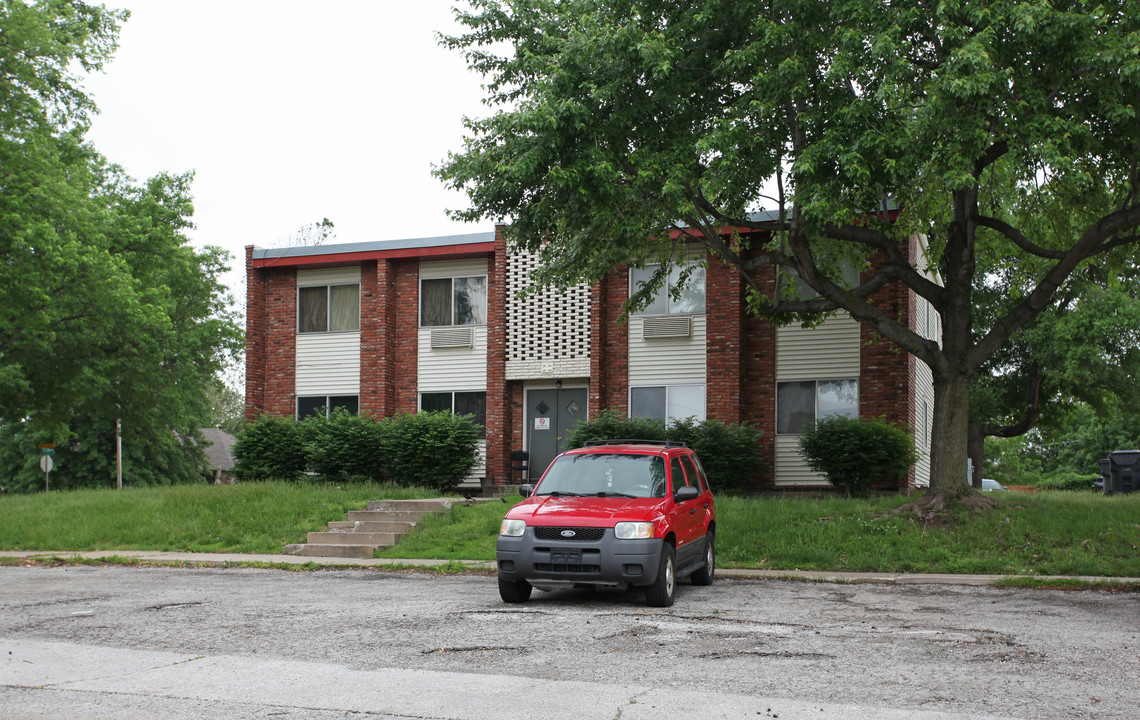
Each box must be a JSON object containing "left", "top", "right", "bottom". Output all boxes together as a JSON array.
[
  {"left": 519, "top": 484, "right": 536, "bottom": 497},
  {"left": 674, "top": 485, "right": 699, "bottom": 502}
]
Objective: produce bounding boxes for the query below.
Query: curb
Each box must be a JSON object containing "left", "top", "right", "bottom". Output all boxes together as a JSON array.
[{"left": 2, "top": 551, "right": 1137, "bottom": 586}]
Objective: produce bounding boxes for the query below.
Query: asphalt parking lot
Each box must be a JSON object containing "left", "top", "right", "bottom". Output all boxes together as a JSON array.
[{"left": 1, "top": 563, "right": 1137, "bottom": 719}]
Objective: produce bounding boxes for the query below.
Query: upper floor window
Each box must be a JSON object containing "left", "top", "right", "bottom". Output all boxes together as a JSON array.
[
  {"left": 630, "top": 263, "right": 705, "bottom": 315},
  {"left": 421, "top": 276, "right": 487, "bottom": 326},
  {"left": 298, "top": 284, "right": 360, "bottom": 333},
  {"left": 776, "top": 379, "right": 858, "bottom": 434}
]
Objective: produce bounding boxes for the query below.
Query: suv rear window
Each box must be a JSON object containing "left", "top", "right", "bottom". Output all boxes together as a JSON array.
[{"left": 538, "top": 452, "right": 666, "bottom": 498}]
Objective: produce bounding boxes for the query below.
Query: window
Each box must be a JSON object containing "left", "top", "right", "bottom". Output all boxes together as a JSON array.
[
  {"left": 420, "top": 276, "right": 487, "bottom": 326},
  {"left": 680, "top": 455, "right": 705, "bottom": 492},
  {"left": 630, "top": 263, "right": 705, "bottom": 315},
  {"left": 419, "top": 391, "right": 486, "bottom": 438},
  {"left": 630, "top": 384, "right": 706, "bottom": 426},
  {"left": 297, "top": 395, "right": 359, "bottom": 419},
  {"left": 779, "top": 266, "right": 861, "bottom": 302},
  {"left": 298, "top": 284, "right": 360, "bottom": 333},
  {"left": 776, "top": 379, "right": 858, "bottom": 434}
]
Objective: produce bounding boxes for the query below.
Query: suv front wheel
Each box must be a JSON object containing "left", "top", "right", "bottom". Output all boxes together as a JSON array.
[
  {"left": 498, "top": 577, "right": 532, "bottom": 603},
  {"left": 645, "top": 545, "right": 676, "bottom": 607}
]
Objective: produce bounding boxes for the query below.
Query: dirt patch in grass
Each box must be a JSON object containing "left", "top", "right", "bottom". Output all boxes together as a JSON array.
[{"left": 892, "top": 490, "right": 997, "bottom": 528}]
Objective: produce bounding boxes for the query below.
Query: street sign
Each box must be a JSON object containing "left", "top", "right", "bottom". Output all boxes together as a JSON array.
[
  {"left": 40, "top": 455, "right": 53, "bottom": 473},
  {"left": 40, "top": 447, "right": 54, "bottom": 456}
]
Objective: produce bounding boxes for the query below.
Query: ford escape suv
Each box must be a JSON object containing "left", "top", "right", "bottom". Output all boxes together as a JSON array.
[{"left": 496, "top": 440, "right": 716, "bottom": 607}]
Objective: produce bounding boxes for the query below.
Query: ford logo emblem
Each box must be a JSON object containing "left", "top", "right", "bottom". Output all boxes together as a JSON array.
[{"left": 560, "top": 530, "right": 576, "bottom": 538}]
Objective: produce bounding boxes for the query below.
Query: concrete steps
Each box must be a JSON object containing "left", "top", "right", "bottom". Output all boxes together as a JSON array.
[{"left": 283, "top": 498, "right": 457, "bottom": 559}]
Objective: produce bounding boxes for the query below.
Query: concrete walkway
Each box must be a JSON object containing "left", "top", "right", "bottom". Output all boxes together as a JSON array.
[{"left": 2, "top": 550, "right": 1136, "bottom": 586}]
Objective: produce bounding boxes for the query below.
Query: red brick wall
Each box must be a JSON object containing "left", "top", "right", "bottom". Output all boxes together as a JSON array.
[
  {"left": 244, "top": 246, "right": 265, "bottom": 421},
  {"left": 740, "top": 264, "right": 779, "bottom": 489},
  {"left": 393, "top": 262, "right": 419, "bottom": 415},
  {"left": 261, "top": 266, "right": 298, "bottom": 418},
  {"left": 589, "top": 268, "right": 629, "bottom": 416},
  {"left": 360, "top": 260, "right": 390, "bottom": 416},
  {"left": 486, "top": 228, "right": 510, "bottom": 483},
  {"left": 858, "top": 241, "right": 919, "bottom": 489},
  {"left": 705, "top": 253, "right": 744, "bottom": 425}
]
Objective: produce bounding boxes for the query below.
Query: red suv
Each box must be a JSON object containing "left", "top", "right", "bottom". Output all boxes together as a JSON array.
[{"left": 496, "top": 440, "right": 716, "bottom": 607}]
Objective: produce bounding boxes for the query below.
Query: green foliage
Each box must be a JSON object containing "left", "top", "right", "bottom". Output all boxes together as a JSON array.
[
  {"left": 798, "top": 416, "right": 918, "bottom": 497},
  {"left": 564, "top": 409, "right": 763, "bottom": 491},
  {"left": 233, "top": 411, "right": 482, "bottom": 490},
  {"left": 381, "top": 411, "right": 481, "bottom": 492},
  {"left": 564, "top": 408, "right": 666, "bottom": 446},
  {"left": 0, "top": 1, "right": 243, "bottom": 489},
  {"left": 302, "top": 410, "right": 384, "bottom": 482},
  {"left": 232, "top": 416, "right": 309, "bottom": 482},
  {"left": 437, "top": 0, "right": 1140, "bottom": 496},
  {"left": 1038, "top": 472, "right": 1101, "bottom": 492}
]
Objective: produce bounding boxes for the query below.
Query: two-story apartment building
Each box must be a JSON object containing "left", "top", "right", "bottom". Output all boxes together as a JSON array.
[{"left": 245, "top": 221, "right": 938, "bottom": 492}]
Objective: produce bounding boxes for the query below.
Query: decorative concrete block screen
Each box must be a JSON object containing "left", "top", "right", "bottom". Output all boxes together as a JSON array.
[{"left": 505, "top": 247, "right": 591, "bottom": 379}]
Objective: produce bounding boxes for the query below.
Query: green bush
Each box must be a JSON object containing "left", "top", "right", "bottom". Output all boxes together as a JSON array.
[
  {"left": 381, "top": 411, "right": 481, "bottom": 492},
  {"left": 798, "top": 416, "right": 918, "bottom": 497},
  {"left": 565, "top": 409, "right": 763, "bottom": 491},
  {"left": 565, "top": 408, "right": 667, "bottom": 447},
  {"left": 303, "top": 410, "right": 385, "bottom": 482},
  {"left": 1038, "top": 471, "right": 1101, "bottom": 492},
  {"left": 668, "top": 416, "right": 764, "bottom": 492},
  {"left": 232, "top": 415, "right": 309, "bottom": 482}
]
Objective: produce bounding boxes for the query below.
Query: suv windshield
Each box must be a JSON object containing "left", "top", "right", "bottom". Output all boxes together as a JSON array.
[{"left": 537, "top": 452, "right": 666, "bottom": 498}]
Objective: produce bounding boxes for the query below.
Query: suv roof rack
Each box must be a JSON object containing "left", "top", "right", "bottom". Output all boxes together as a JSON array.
[{"left": 583, "top": 439, "right": 690, "bottom": 448}]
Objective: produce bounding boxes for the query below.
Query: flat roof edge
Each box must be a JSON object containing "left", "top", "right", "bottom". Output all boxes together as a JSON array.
[{"left": 252, "top": 230, "right": 497, "bottom": 261}]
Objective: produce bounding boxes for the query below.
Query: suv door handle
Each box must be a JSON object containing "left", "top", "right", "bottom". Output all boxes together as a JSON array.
[{"left": 689, "top": 508, "right": 696, "bottom": 515}]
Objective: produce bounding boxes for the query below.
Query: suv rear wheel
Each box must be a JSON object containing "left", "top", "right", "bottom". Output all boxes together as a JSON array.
[
  {"left": 645, "top": 545, "right": 675, "bottom": 607},
  {"left": 690, "top": 532, "right": 715, "bottom": 586},
  {"left": 498, "top": 577, "right": 532, "bottom": 603}
]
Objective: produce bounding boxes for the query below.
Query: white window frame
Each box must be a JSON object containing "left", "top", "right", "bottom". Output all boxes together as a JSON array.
[
  {"left": 776, "top": 379, "right": 859, "bottom": 435},
  {"left": 629, "top": 262, "right": 706, "bottom": 316},
  {"left": 419, "top": 275, "right": 488, "bottom": 327},
  {"left": 629, "top": 384, "right": 706, "bottom": 426},
  {"left": 297, "top": 283, "right": 360, "bottom": 334}
]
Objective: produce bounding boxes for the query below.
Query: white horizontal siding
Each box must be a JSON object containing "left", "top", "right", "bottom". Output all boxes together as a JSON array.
[
  {"left": 628, "top": 315, "right": 707, "bottom": 386},
  {"left": 775, "top": 315, "right": 860, "bottom": 380},
  {"left": 774, "top": 435, "right": 828, "bottom": 487},
  {"left": 420, "top": 258, "right": 488, "bottom": 279},
  {"left": 297, "top": 266, "right": 361, "bottom": 286},
  {"left": 418, "top": 326, "right": 488, "bottom": 392},
  {"left": 458, "top": 441, "right": 488, "bottom": 488},
  {"left": 296, "top": 332, "right": 360, "bottom": 395}
]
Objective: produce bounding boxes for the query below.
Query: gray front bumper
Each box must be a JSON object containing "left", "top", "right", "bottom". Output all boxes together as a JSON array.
[{"left": 497, "top": 528, "right": 664, "bottom": 589}]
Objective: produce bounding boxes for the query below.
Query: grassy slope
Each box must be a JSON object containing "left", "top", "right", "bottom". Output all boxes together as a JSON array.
[{"left": 2, "top": 485, "right": 1138, "bottom": 577}]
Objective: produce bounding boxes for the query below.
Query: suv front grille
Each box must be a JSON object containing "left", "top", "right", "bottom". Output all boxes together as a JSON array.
[{"left": 534, "top": 527, "right": 606, "bottom": 542}]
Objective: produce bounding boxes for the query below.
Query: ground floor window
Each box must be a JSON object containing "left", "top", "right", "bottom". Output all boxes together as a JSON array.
[
  {"left": 297, "top": 395, "right": 359, "bottom": 419},
  {"left": 776, "top": 379, "right": 858, "bottom": 434},
  {"left": 630, "top": 384, "right": 706, "bottom": 426},
  {"left": 420, "top": 391, "right": 486, "bottom": 438}
]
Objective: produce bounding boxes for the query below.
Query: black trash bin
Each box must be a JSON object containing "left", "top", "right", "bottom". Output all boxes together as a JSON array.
[{"left": 1097, "top": 450, "right": 1140, "bottom": 495}]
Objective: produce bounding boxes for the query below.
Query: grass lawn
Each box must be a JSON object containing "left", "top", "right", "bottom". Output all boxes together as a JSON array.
[{"left": 2, "top": 483, "right": 1138, "bottom": 577}]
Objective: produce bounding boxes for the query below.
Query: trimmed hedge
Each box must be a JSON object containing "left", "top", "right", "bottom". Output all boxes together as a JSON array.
[
  {"left": 564, "top": 409, "right": 763, "bottom": 491},
  {"left": 798, "top": 416, "right": 918, "bottom": 497},
  {"left": 233, "top": 411, "right": 480, "bottom": 491}
]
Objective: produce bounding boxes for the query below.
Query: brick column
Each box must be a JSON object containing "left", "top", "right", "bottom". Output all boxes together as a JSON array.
[
  {"left": 244, "top": 246, "right": 266, "bottom": 420},
  {"left": 705, "top": 252, "right": 743, "bottom": 424},
  {"left": 485, "top": 227, "right": 511, "bottom": 484},
  {"left": 589, "top": 268, "right": 629, "bottom": 416},
  {"left": 742, "top": 262, "right": 778, "bottom": 490},
  {"left": 393, "top": 262, "right": 419, "bottom": 415},
  {"left": 360, "top": 259, "right": 395, "bottom": 417},
  {"left": 859, "top": 242, "right": 915, "bottom": 489},
  {"left": 263, "top": 267, "right": 298, "bottom": 418}
]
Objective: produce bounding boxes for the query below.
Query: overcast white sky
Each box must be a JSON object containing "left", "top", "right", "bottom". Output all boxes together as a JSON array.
[{"left": 84, "top": 1, "right": 491, "bottom": 300}]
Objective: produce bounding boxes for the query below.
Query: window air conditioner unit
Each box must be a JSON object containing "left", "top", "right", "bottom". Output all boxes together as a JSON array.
[
  {"left": 430, "top": 326, "right": 475, "bottom": 349},
  {"left": 642, "top": 316, "right": 692, "bottom": 339}
]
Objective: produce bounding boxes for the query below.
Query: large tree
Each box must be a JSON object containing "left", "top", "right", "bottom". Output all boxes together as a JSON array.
[
  {"left": 436, "top": 0, "right": 1140, "bottom": 500},
  {"left": 0, "top": 1, "right": 243, "bottom": 489}
]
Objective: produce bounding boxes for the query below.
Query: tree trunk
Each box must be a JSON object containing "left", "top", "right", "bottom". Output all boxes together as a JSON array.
[{"left": 928, "top": 371, "right": 973, "bottom": 499}]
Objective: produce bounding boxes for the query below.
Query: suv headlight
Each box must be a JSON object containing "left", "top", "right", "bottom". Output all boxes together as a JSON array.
[
  {"left": 499, "top": 519, "right": 526, "bottom": 537},
  {"left": 614, "top": 521, "right": 654, "bottom": 539}
]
